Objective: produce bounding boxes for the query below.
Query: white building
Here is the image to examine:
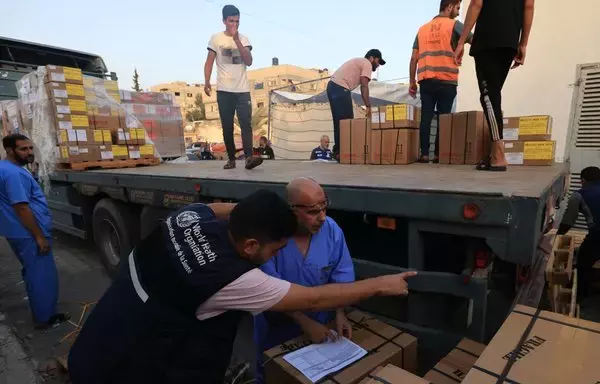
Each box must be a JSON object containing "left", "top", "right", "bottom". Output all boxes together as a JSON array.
[{"left": 456, "top": 0, "right": 600, "bottom": 165}]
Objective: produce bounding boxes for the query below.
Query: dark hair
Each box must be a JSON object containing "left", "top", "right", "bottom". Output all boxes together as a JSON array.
[
  {"left": 2, "top": 133, "right": 30, "bottom": 150},
  {"left": 229, "top": 189, "right": 297, "bottom": 242},
  {"left": 222, "top": 5, "right": 240, "bottom": 20},
  {"left": 440, "top": 0, "right": 460, "bottom": 12},
  {"left": 581, "top": 166, "right": 600, "bottom": 183},
  {"left": 259, "top": 136, "right": 268, "bottom": 142}
]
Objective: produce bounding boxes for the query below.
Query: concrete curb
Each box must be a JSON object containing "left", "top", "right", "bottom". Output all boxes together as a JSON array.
[{"left": 0, "top": 319, "right": 40, "bottom": 384}]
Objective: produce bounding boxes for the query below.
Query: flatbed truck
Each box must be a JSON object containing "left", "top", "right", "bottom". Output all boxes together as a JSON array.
[{"left": 48, "top": 160, "right": 568, "bottom": 342}]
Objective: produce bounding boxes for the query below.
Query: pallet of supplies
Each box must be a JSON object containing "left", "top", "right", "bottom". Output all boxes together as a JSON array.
[
  {"left": 424, "top": 338, "right": 486, "bottom": 384},
  {"left": 263, "top": 310, "right": 417, "bottom": 384},
  {"left": 462, "top": 305, "right": 600, "bottom": 383}
]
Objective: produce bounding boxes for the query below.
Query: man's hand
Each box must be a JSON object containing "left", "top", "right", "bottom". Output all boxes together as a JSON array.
[
  {"left": 376, "top": 271, "right": 417, "bottom": 296},
  {"left": 365, "top": 105, "right": 372, "bottom": 117},
  {"left": 232, "top": 26, "right": 240, "bottom": 42},
  {"left": 335, "top": 310, "right": 352, "bottom": 340},
  {"left": 453, "top": 42, "right": 465, "bottom": 66},
  {"left": 204, "top": 84, "right": 212, "bottom": 97},
  {"left": 512, "top": 44, "right": 527, "bottom": 69},
  {"left": 301, "top": 318, "right": 336, "bottom": 344},
  {"left": 409, "top": 81, "right": 418, "bottom": 98},
  {"left": 35, "top": 236, "right": 50, "bottom": 255}
]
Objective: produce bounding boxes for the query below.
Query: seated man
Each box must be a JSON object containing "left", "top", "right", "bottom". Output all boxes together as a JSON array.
[
  {"left": 558, "top": 166, "right": 600, "bottom": 301},
  {"left": 310, "top": 135, "right": 335, "bottom": 161},
  {"left": 254, "top": 177, "right": 355, "bottom": 383}
]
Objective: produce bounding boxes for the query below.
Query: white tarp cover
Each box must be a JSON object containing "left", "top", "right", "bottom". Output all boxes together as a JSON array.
[{"left": 269, "top": 82, "right": 422, "bottom": 160}]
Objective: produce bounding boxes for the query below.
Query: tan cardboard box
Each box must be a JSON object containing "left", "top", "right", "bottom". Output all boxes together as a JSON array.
[
  {"left": 424, "top": 338, "right": 486, "bottom": 384},
  {"left": 450, "top": 112, "right": 468, "bottom": 164},
  {"left": 45, "top": 82, "right": 85, "bottom": 100},
  {"left": 54, "top": 113, "right": 90, "bottom": 130},
  {"left": 371, "top": 104, "right": 419, "bottom": 129},
  {"left": 358, "top": 364, "right": 430, "bottom": 384},
  {"left": 340, "top": 118, "right": 372, "bottom": 164},
  {"left": 264, "top": 310, "right": 418, "bottom": 384},
  {"left": 111, "top": 145, "right": 129, "bottom": 160},
  {"left": 93, "top": 115, "right": 121, "bottom": 131},
  {"left": 98, "top": 144, "right": 115, "bottom": 161},
  {"left": 504, "top": 140, "right": 555, "bottom": 166},
  {"left": 130, "top": 128, "right": 147, "bottom": 145},
  {"left": 464, "top": 111, "right": 491, "bottom": 165},
  {"left": 462, "top": 305, "right": 600, "bottom": 384},
  {"left": 438, "top": 114, "right": 453, "bottom": 164},
  {"left": 113, "top": 129, "right": 131, "bottom": 145},
  {"left": 56, "top": 145, "right": 97, "bottom": 162},
  {"left": 127, "top": 145, "right": 141, "bottom": 160},
  {"left": 75, "top": 129, "right": 105, "bottom": 145},
  {"left": 56, "top": 129, "right": 78, "bottom": 145},
  {"left": 371, "top": 129, "right": 418, "bottom": 165},
  {"left": 503, "top": 115, "right": 552, "bottom": 141},
  {"left": 52, "top": 98, "right": 88, "bottom": 116},
  {"left": 45, "top": 65, "right": 83, "bottom": 85}
]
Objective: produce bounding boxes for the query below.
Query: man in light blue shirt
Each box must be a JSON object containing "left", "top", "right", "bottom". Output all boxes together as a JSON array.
[
  {"left": 253, "top": 177, "right": 355, "bottom": 383},
  {"left": 0, "top": 134, "right": 68, "bottom": 329}
]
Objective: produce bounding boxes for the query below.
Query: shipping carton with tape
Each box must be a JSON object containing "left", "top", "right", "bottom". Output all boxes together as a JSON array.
[
  {"left": 371, "top": 104, "right": 420, "bottom": 129},
  {"left": 503, "top": 115, "right": 552, "bottom": 141},
  {"left": 504, "top": 141, "right": 555, "bottom": 166},
  {"left": 357, "top": 364, "right": 430, "bottom": 384},
  {"left": 56, "top": 145, "right": 99, "bottom": 163},
  {"left": 52, "top": 98, "right": 88, "bottom": 116},
  {"left": 370, "top": 129, "right": 419, "bottom": 165},
  {"left": 340, "top": 118, "right": 372, "bottom": 164},
  {"left": 462, "top": 305, "right": 600, "bottom": 383},
  {"left": 263, "top": 310, "right": 417, "bottom": 384},
  {"left": 45, "top": 82, "right": 86, "bottom": 100},
  {"left": 44, "top": 65, "right": 83, "bottom": 85},
  {"left": 424, "top": 338, "right": 485, "bottom": 384}
]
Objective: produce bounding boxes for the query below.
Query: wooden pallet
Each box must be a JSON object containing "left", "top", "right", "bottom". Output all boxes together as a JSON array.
[
  {"left": 57, "top": 157, "right": 160, "bottom": 171},
  {"left": 549, "top": 268, "right": 578, "bottom": 317},
  {"left": 545, "top": 235, "right": 575, "bottom": 286}
]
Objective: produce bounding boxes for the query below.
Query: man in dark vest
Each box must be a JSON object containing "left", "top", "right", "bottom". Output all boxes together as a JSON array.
[
  {"left": 558, "top": 166, "right": 600, "bottom": 301},
  {"left": 68, "top": 189, "right": 416, "bottom": 384}
]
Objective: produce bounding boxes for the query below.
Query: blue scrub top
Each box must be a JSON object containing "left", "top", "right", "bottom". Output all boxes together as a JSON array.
[
  {"left": 255, "top": 217, "right": 355, "bottom": 348},
  {"left": 0, "top": 160, "right": 52, "bottom": 238}
]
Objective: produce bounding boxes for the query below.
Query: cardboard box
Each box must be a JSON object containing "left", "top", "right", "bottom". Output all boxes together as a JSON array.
[
  {"left": 504, "top": 140, "right": 555, "bottom": 166},
  {"left": 98, "top": 144, "right": 115, "bottom": 161},
  {"left": 264, "top": 310, "right": 418, "bottom": 384},
  {"left": 358, "top": 364, "right": 429, "bottom": 384},
  {"left": 462, "top": 305, "right": 600, "bottom": 383},
  {"left": 92, "top": 115, "right": 121, "bottom": 131},
  {"left": 45, "top": 65, "right": 83, "bottom": 85},
  {"left": 127, "top": 145, "right": 141, "bottom": 160},
  {"left": 371, "top": 104, "right": 419, "bottom": 129},
  {"left": 438, "top": 114, "right": 453, "bottom": 164},
  {"left": 56, "top": 145, "right": 98, "bottom": 162},
  {"left": 54, "top": 113, "right": 90, "bottom": 130},
  {"left": 1, "top": 101, "right": 23, "bottom": 135},
  {"left": 503, "top": 115, "right": 552, "bottom": 141},
  {"left": 56, "top": 129, "right": 78, "bottom": 145},
  {"left": 340, "top": 118, "right": 372, "bottom": 164},
  {"left": 424, "top": 338, "right": 486, "bottom": 384},
  {"left": 465, "top": 111, "right": 491, "bottom": 165},
  {"left": 112, "top": 129, "right": 146, "bottom": 145},
  {"left": 74, "top": 129, "right": 106, "bottom": 145},
  {"left": 370, "top": 129, "right": 418, "bottom": 165},
  {"left": 139, "top": 144, "right": 156, "bottom": 159},
  {"left": 111, "top": 145, "right": 129, "bottom": 160},
  {"left": 52, "top": 98, "right": 88, "bottom": 116},
  {"left": 450, "top": 112, "right": 468, "bottom": 164},
  {"left": 45, "top": 82, "right": 85, "bottom": 100}
]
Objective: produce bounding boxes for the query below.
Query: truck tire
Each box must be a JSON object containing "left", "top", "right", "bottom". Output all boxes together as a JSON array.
[
  {"left": 92, "top": 199, "right": 139, "bottom": 278},
  {"left": 140, "top": 206, "right": 172, "bottom": 240}
]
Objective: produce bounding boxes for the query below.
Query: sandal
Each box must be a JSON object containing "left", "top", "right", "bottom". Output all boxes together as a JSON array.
[
  {"left": 418, "top": 156, "right": 430, "bottom": 163},
  {"left": 476, "top": 160, "right": 507, "bottom": 172}
]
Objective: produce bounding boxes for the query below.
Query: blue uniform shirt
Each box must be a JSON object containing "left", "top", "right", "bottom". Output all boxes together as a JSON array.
[
  {"left": 310, "top": 146, "right": 334, "bottom": 161},
  {"left": 0, "top": 160, "right": 52, "bottom": 238},
  {"left": 255, "top": 217, "right": 355, "bottom": 349}
]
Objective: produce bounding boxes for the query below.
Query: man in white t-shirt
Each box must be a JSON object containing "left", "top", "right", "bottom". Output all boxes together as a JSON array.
[{"left": 204, "top": 4, "right": 263, "bottom": 170}]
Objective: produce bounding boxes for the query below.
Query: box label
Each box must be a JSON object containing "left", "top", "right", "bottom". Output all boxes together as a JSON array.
[
  {"left": 69, "top": 100, "right": 87, "bottom": 113},
  {"left": 113, "top": 146, "right": 128, "bottom": 157},
  {"left": 371, "top": 112, "right": 385, "bottom": 124},
  {"left": 51, "top": 73, "right": 66, "bottom": 82},
  {"left": 102, "top": 130, "right": 112, "bottom": 142},
  {"left": 385, "top": 104, "right": 412, "bottom": 120},
  {"left": 129, "top": 150, "right": 141, "bottom": 159},
  {"left": 71, "top": 115, "right": 89, "bottom": 127},
  {"left": 506, "top": 152, "right": 524, "bottom": 165},
  {"left": 76, "top": 130, "right": 88, "bottom": 143},
  {"left": 140, "top": 145, "right": 154, "bottom": 156},
  {"left": 68, "top": 146, "right": 79, "bottom": 155},
  {"left": 519, "top": 116, "right": 550, "bottom": 135},
  {"left": 56, "top": 105, "right": 71, "bottom": 114},
  {"left": 66, "top": 84, "right": 85, "bottom": 97},
  {"left": 101, "top": 150, "right": 114, "bottom": 160},
  {"left": 524, "top": 141, "right": 554, "bottom": 160},
  {"left": 63, "top": 67, "right": 82, "bottom": 81},
  {"left": 503, "top": 128, "right": 519, "bottom": 141},
  {"left": 53, "top": 89, "right": 68, "bottom": 99},
  {"left": 59, "top": 121, "right": 73, "bottom": 130},
  {"left": 93, "top": 130, "right": 104, "bottom": 142},
  {"left": 60, "top": 146, "right": 69, "bottom": 159}
]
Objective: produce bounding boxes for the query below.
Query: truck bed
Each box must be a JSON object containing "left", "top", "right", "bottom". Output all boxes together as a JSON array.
[{"left": 73, "top": 160, "right": 567, "bottom": 198}]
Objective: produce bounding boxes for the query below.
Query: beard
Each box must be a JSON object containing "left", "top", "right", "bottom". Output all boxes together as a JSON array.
[{"left": 16, "top": 154, "right": 34, "bottom": 166}]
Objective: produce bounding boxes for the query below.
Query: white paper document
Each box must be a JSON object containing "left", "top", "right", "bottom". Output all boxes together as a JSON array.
[{"left": 282, "top": 335, "right": 367, "bottom": 383}]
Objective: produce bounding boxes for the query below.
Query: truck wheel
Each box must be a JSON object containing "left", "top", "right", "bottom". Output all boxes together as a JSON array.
[
  {"left": 93, "top": 199, "right": 139, "bottom": 278},
  {"left": 140, "top": 206, "right": 172, "bottom": 240}
]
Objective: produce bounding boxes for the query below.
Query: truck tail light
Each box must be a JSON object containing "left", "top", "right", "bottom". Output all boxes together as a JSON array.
[{"left": 463, "top": 203, "right": 480, "bottom": 220}]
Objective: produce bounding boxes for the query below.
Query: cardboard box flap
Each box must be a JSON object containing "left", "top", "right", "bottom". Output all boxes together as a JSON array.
[
  {"left": 358, "top": 364, "right": 430, "bottom": 384},
  {"left": 463, "top": 305, "right": 600, "bottom": 384}
]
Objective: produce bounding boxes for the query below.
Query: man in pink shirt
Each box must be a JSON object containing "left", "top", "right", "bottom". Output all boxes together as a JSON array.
[
  {"left": 68, "top": 189, "right": 416, "bottom": 384},
  {"left": 327, "top": 49, "right": 386, "bottom": 159}
]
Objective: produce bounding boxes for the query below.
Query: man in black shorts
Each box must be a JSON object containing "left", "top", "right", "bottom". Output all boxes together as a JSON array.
[
  {"left": 454, "top": 0, "right": 535, "bottom": 171},
  {"left": 68, "top": 189, "right": 416, "bottom": 384}
]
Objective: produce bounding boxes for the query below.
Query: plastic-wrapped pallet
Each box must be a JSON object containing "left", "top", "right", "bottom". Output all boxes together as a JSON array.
[{"left": 119, "top": 90, "right": 185, "bottom": 159}]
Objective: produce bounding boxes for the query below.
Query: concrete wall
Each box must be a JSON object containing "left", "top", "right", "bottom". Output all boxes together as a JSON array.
[{"left": 456, "top": 0, "right": 600, "bottom": 162}]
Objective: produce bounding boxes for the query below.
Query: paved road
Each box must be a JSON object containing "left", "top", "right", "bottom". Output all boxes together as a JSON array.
[{"left": 0, "top": 234, "right": 111, "bottom": 383}]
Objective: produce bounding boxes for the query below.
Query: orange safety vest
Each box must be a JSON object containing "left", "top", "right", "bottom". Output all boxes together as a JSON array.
[{"left": 416, "top": 17, "right": 459, "bottom": 83}]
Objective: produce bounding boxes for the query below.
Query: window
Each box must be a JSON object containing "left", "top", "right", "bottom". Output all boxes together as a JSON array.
[
  {"left": 160, "top": 88, "right": 169, "bottom": 92},
  {"left": 268, "top": 80, "right": 276, "bottom": 87},
  {"left": 175, "top": 92, "right": 181, "bottom": 96},
  {"left": 187, "top": 93, "right": 193, "bottom": 97},
  {"left": 257, "top": 102, "right": 265, "bottom": 108},
  {"left": 254, "top": 82, "right": 264, "bottom": 90}
]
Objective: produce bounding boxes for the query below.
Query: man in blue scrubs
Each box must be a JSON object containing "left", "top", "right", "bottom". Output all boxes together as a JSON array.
[
  {"left": 254, "top": 177, "right": 355, "bottom": 382},
  {"left": 0, "top": 134, "right": 68, "bottom": 328}
]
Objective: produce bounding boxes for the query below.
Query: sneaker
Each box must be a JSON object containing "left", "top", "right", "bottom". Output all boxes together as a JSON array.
[
  {"left": 223, "top": 159, "right": 236, "bottom": 170},
  {"left": 245, "top": 156, "right": 264, "bottom": 170}
]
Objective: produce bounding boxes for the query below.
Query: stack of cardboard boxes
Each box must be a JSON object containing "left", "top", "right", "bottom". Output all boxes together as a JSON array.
[
  {"left": 424, "top": 338, "right": 485, "bottom": 383},
  {"left": 119, "top": 90, "right": 184, "bottom": 159},
  {"left": 503, "top": 115, "right": 555, "bottom": 166},
  {"left": 340, "top": 104, "right": 420, "bottom": 165}
]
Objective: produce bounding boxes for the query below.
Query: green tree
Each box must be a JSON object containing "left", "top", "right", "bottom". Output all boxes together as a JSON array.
[
  {"left": 234, "top": 106, "right": 268, "bottom": 136},
  {"left": 132, "top": 68, "right": 142, "bottom": 92},
  {"left": 186, "top": 109, "right": 204, "bottom": 122},
  {"left": 194, "top": 94, "right": 206, "bottom": 120}
]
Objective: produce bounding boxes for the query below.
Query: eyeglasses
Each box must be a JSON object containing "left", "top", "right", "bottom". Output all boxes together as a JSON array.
[{"left": 291, "top": 199, "right": 330, "bottom": 216}]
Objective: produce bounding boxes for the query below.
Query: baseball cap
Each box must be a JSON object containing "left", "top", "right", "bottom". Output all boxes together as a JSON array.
[{"left": 365, "top": 49, "right": 386, "bottom": 65}]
